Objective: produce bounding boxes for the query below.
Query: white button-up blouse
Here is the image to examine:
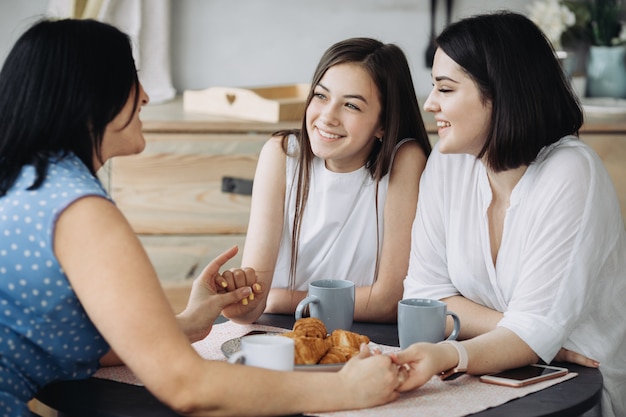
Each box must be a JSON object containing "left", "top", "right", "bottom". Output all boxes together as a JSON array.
[{"left": 404, "top": 137, "right": 626, "bottom": 417}]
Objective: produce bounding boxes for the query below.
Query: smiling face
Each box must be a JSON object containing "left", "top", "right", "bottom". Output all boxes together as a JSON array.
[
  {"left": 305, "top": 62, "right": 384, "bottom": 173},
  {"left": 98, "top": 82, "right": 150, "bottom": 168},
  {"left": 423, "top": 49, "right": 492, "bottom": 157}
]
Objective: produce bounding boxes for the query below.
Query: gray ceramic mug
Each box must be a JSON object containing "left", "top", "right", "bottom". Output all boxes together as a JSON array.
[
  {"left": 397, "top": 298, "right": 461, "bottom": 349},
  {"left": 295, "top": 279, "right": 355, "bottom": 333}
]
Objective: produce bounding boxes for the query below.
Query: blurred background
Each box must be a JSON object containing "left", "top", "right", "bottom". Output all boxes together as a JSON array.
[{"left": 0, "top": 0, "right": 530, "bottom": 101}]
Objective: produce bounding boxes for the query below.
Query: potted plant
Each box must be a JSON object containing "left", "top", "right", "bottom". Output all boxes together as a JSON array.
[
  {"left": 527, "top": 0, "right": 580, "bottom": 85},
  {"left": 585, "top": 0, "right": 625, "bottom": 46},
  {"left": 529, "top": 0, "right": 626, "bottom": 98},
  {"left": 569, "top": 0, "right": 626, "bottom": 97}
]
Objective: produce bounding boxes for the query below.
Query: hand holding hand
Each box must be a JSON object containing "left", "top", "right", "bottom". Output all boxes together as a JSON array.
[
  {"left": 389, "top": 343, "right": 444, "bottom": 392},
  {"left": 217, "top": 266, "right": 264, "bottom": 318},
  {"left": 177, "top": 246, "right": 253, "bottom": 342},
  {"left": 338, "top": 344, "right": 402, "bottom": 408}
]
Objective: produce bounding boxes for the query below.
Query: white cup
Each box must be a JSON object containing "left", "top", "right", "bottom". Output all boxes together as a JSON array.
[{"left": 227, "top": 334, "right": 294, "bottom": 371}]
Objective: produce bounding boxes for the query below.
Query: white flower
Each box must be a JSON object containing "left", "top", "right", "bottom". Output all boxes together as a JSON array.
[
  {"left": 614, "top": 22, "right": 626, "bottom": 46},
  {"left": 528, "top": 0, "right": 576, "bottom": 49}
]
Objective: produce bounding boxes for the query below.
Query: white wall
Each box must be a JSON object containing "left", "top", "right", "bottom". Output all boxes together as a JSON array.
[
  {"left": 0, "top": 0, "right": 527, "bottom": 98},
  {"left": 169, "top": 0, "right": 526, "bottom": 96},
  {"left": 0, "top": 1, "right": 48, "bottom": 61}
]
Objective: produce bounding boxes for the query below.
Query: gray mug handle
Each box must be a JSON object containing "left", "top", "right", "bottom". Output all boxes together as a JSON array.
[
  {"left": 295, "top": 295, "right": 319, "bottom": 320},
  {"left": 445, "top": 311, "right": 461, "bottom": 341}
]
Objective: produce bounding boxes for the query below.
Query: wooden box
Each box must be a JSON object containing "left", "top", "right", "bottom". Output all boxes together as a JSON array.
[{"left": 183, "top": 83, "right": 309, "bottom": 123}]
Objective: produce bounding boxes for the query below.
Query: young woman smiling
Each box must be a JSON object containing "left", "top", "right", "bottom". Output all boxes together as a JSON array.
[
  {"left": 219, "top": 37, "right": 432, "bottom": 324},
  {"left": 394, "top": 11, "right": 626, "bottom": 417}
]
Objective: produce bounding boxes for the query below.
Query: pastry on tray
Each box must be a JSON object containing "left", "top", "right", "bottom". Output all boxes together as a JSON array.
[
  {"left": 292, "top": 317, "right": 327, "bottom": 339},
  {"left": 293, "top": 336, "right": 332, "bottom": 365},
  {"left": 280, "top": 317, "right": 370, "bottom": 365},
  {"left": 318, "top": 345, "right": 360, "bottom": 364},
  {"left": 328, "top": 328, "right": 370, "bottom": 349}
]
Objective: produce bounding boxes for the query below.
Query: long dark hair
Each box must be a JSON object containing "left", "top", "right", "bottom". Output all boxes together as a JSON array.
[
  {"left": 274, "top": 37, "right": 431, "bottom": 287},
  {"left": 436, "top": 11, "right": 584, "bottom": 172},
  {"left": 0, "top": 18, "right": 139, "bottom": 196}
]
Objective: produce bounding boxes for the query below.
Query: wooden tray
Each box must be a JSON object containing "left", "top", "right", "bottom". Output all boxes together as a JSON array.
[{"left": 183, "top": 83, "right": 309, "bottom": 123}]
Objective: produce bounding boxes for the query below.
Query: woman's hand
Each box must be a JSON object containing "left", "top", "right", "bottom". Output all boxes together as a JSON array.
[
  {"left": 338, "top": 344, "right": 404, "bottom": 407},
  {"left": 177, "top": 246, "right": 254, "bottom": 342},
  {"left": 217, "top": 265, "right": 264, "bottom": 319},
  {"left": 554, "top": 348, "right": 600, "bottom": 368},
  {"left": 389, "top": 343, "right": 448, "bottom": 392}
]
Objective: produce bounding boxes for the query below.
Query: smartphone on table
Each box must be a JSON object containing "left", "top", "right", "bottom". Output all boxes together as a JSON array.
[{"left": 479, "top": 364, "right": 568, "bottom": 387}]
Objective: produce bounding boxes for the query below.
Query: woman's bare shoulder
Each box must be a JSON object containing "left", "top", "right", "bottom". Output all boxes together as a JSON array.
[{"left": 392, "top": 139, "right": 428, "bottom": 173}]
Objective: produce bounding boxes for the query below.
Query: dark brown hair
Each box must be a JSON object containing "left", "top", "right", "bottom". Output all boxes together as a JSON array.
[
  {"left": 0, "top": 18, "right": 139, "bottom": 195},
  {"left": 274, "top": 37, "right": 431, "bottom": 288},
  {"left": 436, "top": 11, "right": 583, "bottom": 172}
]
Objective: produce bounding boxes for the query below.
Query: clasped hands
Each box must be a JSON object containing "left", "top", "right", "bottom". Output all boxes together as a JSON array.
[
  {"left": 176, "top": 246, "right": 263, "bottom": 341},
  {"left": 180, "top": 246, "right": 598, "bottom": 391},
  {"left": 349, "top": 340, "right": 600, "bottom": 394}
]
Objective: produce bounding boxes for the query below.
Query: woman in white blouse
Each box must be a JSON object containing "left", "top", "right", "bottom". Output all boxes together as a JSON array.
[{"left": 394, "top": 11, "right": 626, "bottom": 417}]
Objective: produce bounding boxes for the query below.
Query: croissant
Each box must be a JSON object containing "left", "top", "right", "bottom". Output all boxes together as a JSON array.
[
  {"left": 291, "top": 336, "right": 331, "bottom": 365},
  {"left": 328, "top": 329, "right": 370, "bottom": 349},
  {"left": 279, "top": 331, "right": 301, "bottom": 340},
  {"left": 319, "top": 345, "right": 360, "bottom": 364},
  {"left": 279, "top": 319, "right": 370, "bottom": 365},
  {"left": 292, "top": 317, "right": 328, "bottom": 339}
]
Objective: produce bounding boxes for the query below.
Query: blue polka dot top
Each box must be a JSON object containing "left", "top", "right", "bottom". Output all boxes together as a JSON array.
[{"left": 0, "top": 154, "right": 111, "bottom": 416}]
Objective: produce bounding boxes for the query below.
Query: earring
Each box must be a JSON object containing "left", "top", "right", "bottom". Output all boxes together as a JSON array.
[{"left": 377, "top": 136, "right": 383, "bottom": 143}]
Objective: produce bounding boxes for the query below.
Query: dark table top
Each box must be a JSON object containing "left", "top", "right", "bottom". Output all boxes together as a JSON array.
[{"left": 35, "top": 314, "right": 602, "bottom": 417}]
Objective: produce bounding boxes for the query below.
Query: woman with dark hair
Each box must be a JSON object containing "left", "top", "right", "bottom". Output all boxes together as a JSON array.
[
  {"left": 219, "top": 37, "right": 431, "bottom": 324},
  {"left": 0, "top": 19, "right": 405, "bottom": 416},
  {"left": 394, "top": 11, "right": 625, "bottom": 417}
]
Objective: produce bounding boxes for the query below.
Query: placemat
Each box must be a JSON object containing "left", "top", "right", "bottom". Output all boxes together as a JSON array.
[
  {"left": 93, "top": 321, "right": 577, "bottom": 417},
  {"left": 317, "top": 372, "right": 577, "bottom": 417},
  {"left": 93, "top": 320, "right": 290, "bottom": 385}
]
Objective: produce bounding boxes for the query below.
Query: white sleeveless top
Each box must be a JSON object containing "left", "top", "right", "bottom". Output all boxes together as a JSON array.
[{"left": 272, "top": 135, "right": 413, "bottom": 290}]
